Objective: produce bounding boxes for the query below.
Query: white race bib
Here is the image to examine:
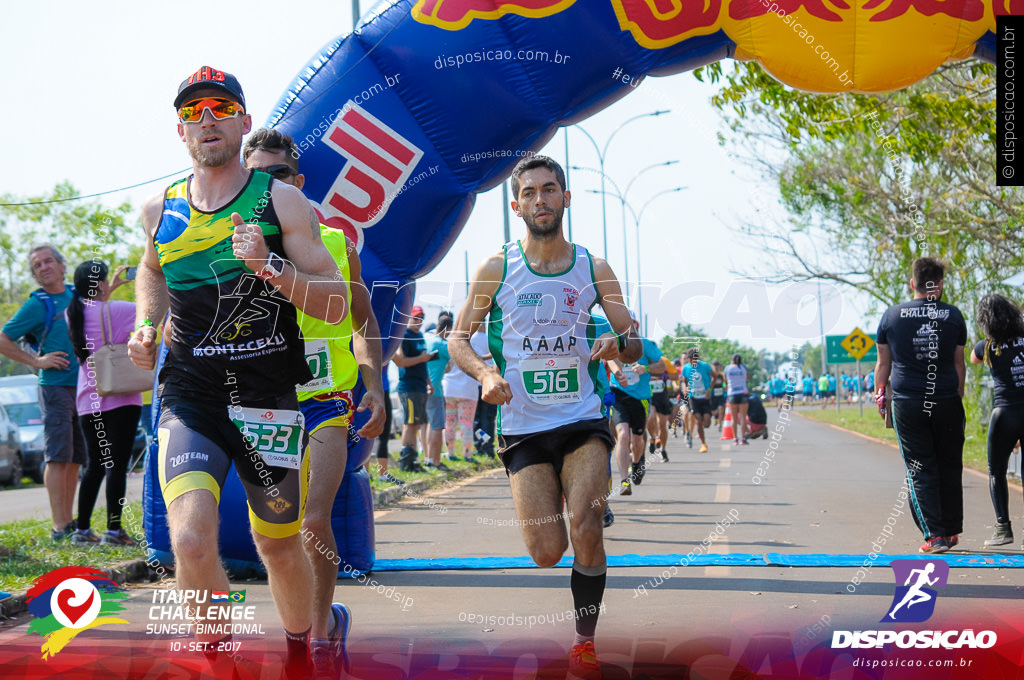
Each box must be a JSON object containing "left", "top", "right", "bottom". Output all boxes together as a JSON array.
[
  {"left": 297, "top": 339, "right": 333, "bottom": 391},
  {"left": 521, "top": 356, "right": 583, "bottom": 404},
  {"left": 228, "top": 406, "right": 305, "bottom": 470}
]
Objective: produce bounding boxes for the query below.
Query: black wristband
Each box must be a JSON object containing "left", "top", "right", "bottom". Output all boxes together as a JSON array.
[{"left": 616, "top": 332, "right": 627, "bottom": 353}]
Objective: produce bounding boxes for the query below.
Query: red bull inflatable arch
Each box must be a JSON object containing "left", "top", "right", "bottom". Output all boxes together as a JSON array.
[{"left": 143, "top": 0, "right": 1016, "bottom": 573}]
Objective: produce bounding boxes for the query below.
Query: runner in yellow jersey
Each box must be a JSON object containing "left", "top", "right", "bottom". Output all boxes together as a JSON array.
[{"left": 243, "top": 128, "right": 385, "bottom": 678}]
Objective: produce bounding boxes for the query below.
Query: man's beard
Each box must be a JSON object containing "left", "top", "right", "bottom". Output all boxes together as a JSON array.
[
  {"left": 523, "top": 209, "right": 563, "bottom": 238},
  {"left": 188, "top": 137, "right": 240, "bottom": 168}
]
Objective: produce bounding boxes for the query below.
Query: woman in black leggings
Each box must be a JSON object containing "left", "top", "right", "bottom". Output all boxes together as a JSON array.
[
  {"left": 969, "top": 293, "right": 1024, "bottom": 549},
  {"left": 66, "top": 260, "right": 142, "bottom": 546}
]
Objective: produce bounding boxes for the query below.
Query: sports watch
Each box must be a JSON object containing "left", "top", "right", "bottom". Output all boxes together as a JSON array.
[{"left": 256, "top": 252, "right": 286, "bottom": 281}]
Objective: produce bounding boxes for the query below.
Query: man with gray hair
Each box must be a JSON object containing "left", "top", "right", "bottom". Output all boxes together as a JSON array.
[{"left": 0, "top": 244, "right": 86, "bottom": 539}]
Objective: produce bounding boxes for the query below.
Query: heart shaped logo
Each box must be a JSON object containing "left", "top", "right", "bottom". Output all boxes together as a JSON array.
[
  {"left": 57, "top": 588, "right": 94, "bottom": 626},
  {"left": 49, "top": 578, "right": 100, "bottom": 629}
]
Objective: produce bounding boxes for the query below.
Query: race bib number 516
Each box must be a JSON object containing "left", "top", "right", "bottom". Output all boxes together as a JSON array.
[
  {"left": 521, "top": 356, "right": 582, "bottom": 404},
  {"left": 229, "top": 406, "right": 305, "bottom": 469}
]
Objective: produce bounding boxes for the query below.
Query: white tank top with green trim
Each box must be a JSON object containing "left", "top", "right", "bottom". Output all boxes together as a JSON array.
[{"left": 487, "top": 240, "right": 602, "bottom": 435}]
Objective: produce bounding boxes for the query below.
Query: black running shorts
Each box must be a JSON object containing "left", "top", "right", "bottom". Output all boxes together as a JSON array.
[
  {"left": 499, "top": 418, "right": 614, "bottom": 476},
  {"left": 158, "top": 394, "right": 309, "bottom": 538},
  {"left": 611, "top": 389, "right": 649, "bottom": 435},
  {"left": 651, "top": 391, "right": 673, "bottom": 416}
]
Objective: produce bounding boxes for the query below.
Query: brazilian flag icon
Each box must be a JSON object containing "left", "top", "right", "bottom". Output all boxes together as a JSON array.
[{"left": 229, "top": 591, "right": 246, "bottom": 603}]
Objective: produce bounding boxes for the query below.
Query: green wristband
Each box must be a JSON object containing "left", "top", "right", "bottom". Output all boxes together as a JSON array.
[{"left": 136, "top": 319, "right": 154, "bottom": 331}]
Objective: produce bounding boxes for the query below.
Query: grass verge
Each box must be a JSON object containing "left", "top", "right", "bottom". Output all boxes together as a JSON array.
[
  {"left": 0, "top": 502, "right": 147, "bottom": 594},
  {"left": 794, "top": 405, "right": 988, "bottom": 473}
]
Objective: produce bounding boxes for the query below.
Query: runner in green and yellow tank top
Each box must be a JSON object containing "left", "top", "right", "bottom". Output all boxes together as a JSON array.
[{"left": 127, "top": 68, "right": 352, "bottom": 679}]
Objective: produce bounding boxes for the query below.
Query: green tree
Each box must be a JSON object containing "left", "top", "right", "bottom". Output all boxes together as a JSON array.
[
  {"left": 0, "top": 183, "right": 139, "bottom": 376},
  {"left": 695, "top": 60, "right": 1024, "bottom": 324},
  {"left": 0, "top": 182, "right": 139, "bottom": 304},
  {"left": 659, "top": 323, "right": 769, "bottom": 387}
]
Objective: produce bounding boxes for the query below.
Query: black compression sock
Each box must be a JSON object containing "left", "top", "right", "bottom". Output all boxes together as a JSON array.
[
  {"left": 571, "top": 565, "right": 607, "bottom": 639},
  {"left": 284, "top": 627, "right": 311, "bottom": 678}
]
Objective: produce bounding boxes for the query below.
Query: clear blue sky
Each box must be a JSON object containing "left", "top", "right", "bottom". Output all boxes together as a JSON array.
[{"left": 1, "top": 0, "right": 876, "bottom": 356}]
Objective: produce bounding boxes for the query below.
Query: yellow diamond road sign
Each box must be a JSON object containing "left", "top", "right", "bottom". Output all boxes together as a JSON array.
[{"left": 841, "top": 328, "right": 875, "bottom": 361}]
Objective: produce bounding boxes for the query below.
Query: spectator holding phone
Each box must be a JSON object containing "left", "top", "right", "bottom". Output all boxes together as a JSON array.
[{"left": 65, "top": 260, "right": 142, "bottom": 546}]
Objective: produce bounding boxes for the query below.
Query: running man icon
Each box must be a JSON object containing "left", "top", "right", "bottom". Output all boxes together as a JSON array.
[{"left": 883, "top": 559, "right": 949, "bottom": 623}]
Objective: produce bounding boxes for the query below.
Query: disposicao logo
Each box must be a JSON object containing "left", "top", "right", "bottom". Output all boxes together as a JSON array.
[
  {"left": 26, "top": 566, "right": 129, "bottom": 659},
  {"left": 831, "top": 559, "right": 997, "bottom": 650},
  {"left": 883, "top": 558, "right": 948, "bottom": 623}
]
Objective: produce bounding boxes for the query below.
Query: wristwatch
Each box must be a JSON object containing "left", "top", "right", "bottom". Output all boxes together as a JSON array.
[{"left": 256, "top": 252, "right": 286, "bottom": 281}]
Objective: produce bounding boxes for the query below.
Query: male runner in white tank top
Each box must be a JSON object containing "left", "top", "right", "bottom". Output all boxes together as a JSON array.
[{"left": 451, "top": 156, "right": 640, "bottom": 680}]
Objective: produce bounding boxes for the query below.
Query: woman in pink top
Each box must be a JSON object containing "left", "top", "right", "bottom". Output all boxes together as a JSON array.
[{"left": 65, "top": 260, "right": 142, "bottom": 546}]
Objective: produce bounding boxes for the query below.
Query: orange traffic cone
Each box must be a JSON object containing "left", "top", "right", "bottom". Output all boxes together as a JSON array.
[{"left": 721, "top": 410, "right": 735, "bottom": 441}]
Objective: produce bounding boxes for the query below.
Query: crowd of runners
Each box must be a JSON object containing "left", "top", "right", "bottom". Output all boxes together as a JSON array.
[{"left": 2, "top": 65, "right": 1020, "bottom": 680}]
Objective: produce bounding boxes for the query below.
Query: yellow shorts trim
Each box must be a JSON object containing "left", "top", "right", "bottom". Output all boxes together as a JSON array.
[
  {"left": 308, "top": 413, "right": 351, "bottom": 437},
  {"left": 247, "top": 448, "right": 310, "bottom": 538},
  {"left": 162, "top": 470, "right": 221, "bottom": 507}
]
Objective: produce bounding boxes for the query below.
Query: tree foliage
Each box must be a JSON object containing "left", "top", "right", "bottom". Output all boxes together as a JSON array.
[
  {"left": 658, "top": 323, "right": 769, "bottom": 387},
  {"left": 0, "top": 182, "right": 140, "bottom": 305},
  {"left": 695, "top": 59, "right": 1024, "bottom": 326}
]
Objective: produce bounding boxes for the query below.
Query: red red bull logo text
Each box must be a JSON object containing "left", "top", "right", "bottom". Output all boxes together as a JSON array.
[
  {"left": 413, "top": 0, "right": 577, "bottom": 29},
  {"left": 316, "top": 103, "right": 425, "bottom": 251}
]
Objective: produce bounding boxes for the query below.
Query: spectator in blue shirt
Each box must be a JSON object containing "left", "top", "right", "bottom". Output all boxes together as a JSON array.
[{"left": 0, "top": 244, "right": 86, "bottom": 540}]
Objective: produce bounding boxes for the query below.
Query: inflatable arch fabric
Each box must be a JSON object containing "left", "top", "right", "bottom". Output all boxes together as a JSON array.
[{"left": 144, "top": 0, "right": 1015, "bottom": 573}]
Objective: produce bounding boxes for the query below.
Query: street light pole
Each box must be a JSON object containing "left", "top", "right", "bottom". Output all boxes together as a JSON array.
[
  {"left": 627, "top": 188, "right": 685, "bottom": 336},
  {"left": 573, "top": 110, "right": 669, "bottom": 260},
  {"left": 576, "top": 161, "right": 678, "bottom": 311}
]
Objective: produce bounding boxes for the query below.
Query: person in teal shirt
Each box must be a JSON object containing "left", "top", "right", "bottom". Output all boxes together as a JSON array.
[
  {"left": 0, "top": 244, "right": 85, "bottom": 540},
  {"left": 607, "top": 317, "right": 664, "bottom": 495},
  {"left": 681, "top": 348, "right": 714, "bottom": 452},
  {"left": 424, "top": 312, "right": 452, "bottom": 470}
]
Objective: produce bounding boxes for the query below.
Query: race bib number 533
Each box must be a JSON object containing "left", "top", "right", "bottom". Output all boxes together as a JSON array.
[
  {"left": 521, "top": 356, "right": 582, "bottom": 404},
  {"left": 228, "top": 406, "right": 305, "bottom": 469}
]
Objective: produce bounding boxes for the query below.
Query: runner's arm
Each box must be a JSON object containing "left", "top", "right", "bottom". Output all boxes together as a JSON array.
[
  {"left": 591, "top": 257, "right": 641, "bottom": 362},
  {"left": 451, "top": 253, "right": 511, "bottom": 405},
  {"left": 347, "top": 244, "right": 386, "bottom": 437},
  {"left": 230, "top": 182, "right": 347, "bottom": 323},
  {"left": 128, "top": 193, "right": 170, "bottom": 371}
]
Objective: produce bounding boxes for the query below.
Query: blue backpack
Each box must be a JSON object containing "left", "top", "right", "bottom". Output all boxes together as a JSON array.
[{"left": 21, "top": 288, "right": 59, "bottom": 355}]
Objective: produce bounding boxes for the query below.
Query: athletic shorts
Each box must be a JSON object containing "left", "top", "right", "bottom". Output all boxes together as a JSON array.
[
  {"left": 39, "top": 384, "right": 87, "bottom": 465},
  {"left": 398, "top": 391, "right": 427, "bottom": 425},
  {"left": 299, "top": 389, "right": 353, "bottom": 436},
  {"left": 690, "top": 397, "right": 713, "bottom": 416},
  {"left": 651, "top": 391, "right": 673, "bottom": 416},
  {"left": 426, "top": 394, "right": 446, "bottom": 430},
  {"left": 498, "top": 418, "right": 615, "bottom": 476},
  {"left": 611, "top": 389, "right": 649, "bottom": 435},
  {"left": 728, "top": 394, "right": 747, "bottom": 405},
  {"left": 710, "top": 394, "right": 726, "bottom": 410},
  {"left": 158, "top": 394, "right": 310, "bottom": 539}
]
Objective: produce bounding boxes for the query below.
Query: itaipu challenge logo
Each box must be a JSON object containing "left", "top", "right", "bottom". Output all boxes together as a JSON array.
[{"left": 26, "top": 566, "right": 129, "bottom": 659}]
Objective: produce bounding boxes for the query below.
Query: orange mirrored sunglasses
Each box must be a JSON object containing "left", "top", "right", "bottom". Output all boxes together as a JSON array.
[{"left": 177, "top": 97, "right": 245, "bottom": 123}]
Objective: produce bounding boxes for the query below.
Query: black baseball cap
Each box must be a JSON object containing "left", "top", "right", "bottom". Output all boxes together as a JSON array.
[{"left": 174, "top": 66, "right": 246, "bottom": 110}]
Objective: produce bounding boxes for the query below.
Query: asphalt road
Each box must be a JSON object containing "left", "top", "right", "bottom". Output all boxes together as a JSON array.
[{"left": 2, "top": 411, "right": 1022, "bottom": 679}]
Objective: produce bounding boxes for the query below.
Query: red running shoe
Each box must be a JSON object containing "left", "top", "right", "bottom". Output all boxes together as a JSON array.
[
  {"left": 568, "top": 641, "right": 602, "bottom": 680},
  {"left": 919, "top": 536, "right": 950, "bottom": 554}
]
